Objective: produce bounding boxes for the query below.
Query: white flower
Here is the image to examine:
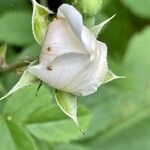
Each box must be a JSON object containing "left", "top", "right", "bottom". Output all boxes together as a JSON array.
[{"left": 28, "top": 4, "right": 108, "bottom": 96}]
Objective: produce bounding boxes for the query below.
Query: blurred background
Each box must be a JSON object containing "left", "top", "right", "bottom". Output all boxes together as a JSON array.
[{"left": 0, "top": 0, "right": 150, "bottom": 149}]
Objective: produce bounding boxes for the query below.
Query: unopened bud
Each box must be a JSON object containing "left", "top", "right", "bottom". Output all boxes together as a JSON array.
[{"left": 64, "top": 0, "right": 103, "bottom": 17}]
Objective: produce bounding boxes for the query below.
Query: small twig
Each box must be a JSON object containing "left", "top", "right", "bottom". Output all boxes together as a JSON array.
[{"left": 0, "top": 57, "right": 36, "bottom": 77}]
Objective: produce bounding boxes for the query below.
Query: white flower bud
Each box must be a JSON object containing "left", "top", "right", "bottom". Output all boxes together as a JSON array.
[{"left": 29, "top": 4, "right": 108, "bottom": 96}]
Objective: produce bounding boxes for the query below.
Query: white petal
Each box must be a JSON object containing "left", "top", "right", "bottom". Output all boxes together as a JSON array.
[
  {"left": 29, "top": 53, "right": 89, "bottom": 91},
  {"left": 65, "top": 41, "right": 108, "bottom": 96},
  {"left": 57, "top": 4, "right": 98, "bottom": 57},
  {"left": 81, "top": 26, "right": 98, "bottom": 60},
  {"left": 57, "top": 4, "right": 83, "bottom": 40},
  {"left": 40, "top": 18, "right": 87, "bottom": 65}
]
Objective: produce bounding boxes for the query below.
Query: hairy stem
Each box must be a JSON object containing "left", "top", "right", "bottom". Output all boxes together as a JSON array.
[
  {"left": 0, "top": 58, "right": 36, "bottom": 76},
  {"left": 84, "top": 16, "right": 95, "bottom": 28},
  {"left": 40, "top": 0, "right": 48, "bottom": 6}
]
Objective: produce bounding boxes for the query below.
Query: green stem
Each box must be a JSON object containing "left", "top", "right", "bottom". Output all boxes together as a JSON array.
[
  {"left": 0, "top": 57, "right": 36, "bottom": 76},
  {"left": 84, "top": 16, "right": 95, "bottom": 28},
  {"left": 40, "top": 0, "right": 48, "bottom": 6}
]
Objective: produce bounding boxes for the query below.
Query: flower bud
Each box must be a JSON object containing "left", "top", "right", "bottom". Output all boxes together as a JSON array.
[
  {"left": 64, "top": 0, "right": 103, "bottom": 17},
  {"left": 29, "top": 4, "right": 108, "bottom": 96}
]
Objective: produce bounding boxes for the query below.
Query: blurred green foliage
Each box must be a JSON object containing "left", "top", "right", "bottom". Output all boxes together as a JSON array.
[{"left": 0, "top": 0, "right": 150, "bottom": 150}]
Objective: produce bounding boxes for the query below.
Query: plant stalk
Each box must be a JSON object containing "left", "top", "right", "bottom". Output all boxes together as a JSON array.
[{"left": 0, "top": 58, "right": 36, "bottom": 77}]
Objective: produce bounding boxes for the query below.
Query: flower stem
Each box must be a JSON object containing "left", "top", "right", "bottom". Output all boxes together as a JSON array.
[
  {"left": 84, "top": 16, "right": 95, "bottom": 28},
  {"left": 0, "top": 58, "right": 35, "bottom": 77},
  {"left": 40, "top": 0, "right": 48, "bottom": 6}
]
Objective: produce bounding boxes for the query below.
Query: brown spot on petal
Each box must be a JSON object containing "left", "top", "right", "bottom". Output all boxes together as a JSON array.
[
  {"left": 47, "top": 66, "right": 52, "bottom": 71},
  {"left": 47, "top": 47, "right": 51, "bottom": 52},
  {"left": 55, "top": 16, "right": 64, "bottom": 20}
]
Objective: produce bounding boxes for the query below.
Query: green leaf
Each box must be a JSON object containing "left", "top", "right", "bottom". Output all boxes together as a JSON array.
[
  {"left": 0, "top": 115, "right": 37, "bottom": 150},
  {"left": 55, "top": 90, "right": 78, "bottom": 124},
  {"left": 90, "top": 118, "right": 150, "bottom": 150},
  {"left": 56, "top": 143, "right": 89, "bottom": 150},
  {"left": 17, "top": 43, "right": 41, "bottom": 61},
  {"left": 124, "top": 25, "right": 150, "bottom": 75},
  {"left": 0, "top": 0, "right": 31, "bottom": 15},
  {"left": 90, "top": 15, "right": 115, "bottom": 37},
  {"left": 95, "top": 0, "right": 136, "bottom": 61},
  {"left": 103, "top": 70, "right": 125, "bottom": 84},
  {"left": 55, "top": 90, "right": 84, "bottom": 132},
  {"left": 120, "top": 0, "right": 150, "bottom": 19},
  {"left": 27, "top": 105, "right": 91, "bottom": 142},
  {"left": 0, "top": 81, "right": 5, "bottom": 96},
  {"left": 2, "top": 84, "right": 91, "bottom": 142},
  {"left": 3, "top": 84, "right": 52, "bottom": 122},
  {"left": 0, "top": 11, "right": 34, "bottom": 46},
  {"left": 32, "top": 0, "right": 53, "bottom": 45},
  {"left": 0, "top": 63, "right": 37, "bottom": 101}
]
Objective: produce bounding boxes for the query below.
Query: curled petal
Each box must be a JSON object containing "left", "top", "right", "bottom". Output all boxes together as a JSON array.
[
  {"left": 57, "top": 4, "right": 83, "bottom": 40},
  {"left": 81, "top": 26, "right": 98, "bottom": 60},
  {"left": 57, "top": 4, "right": 98, "bottom": 58}
]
